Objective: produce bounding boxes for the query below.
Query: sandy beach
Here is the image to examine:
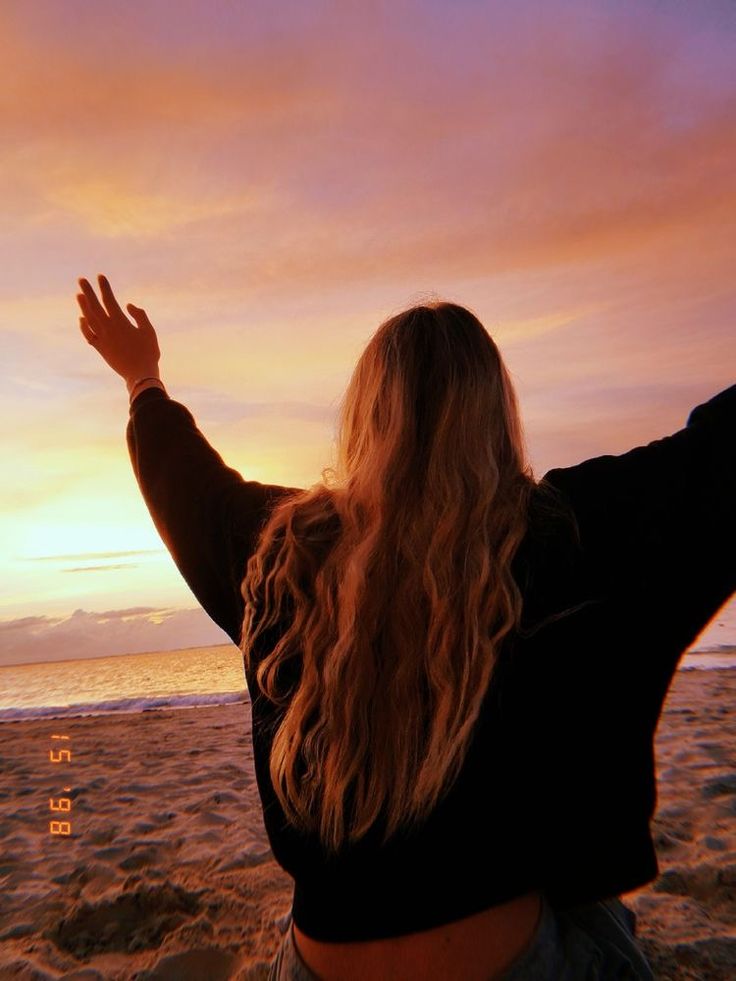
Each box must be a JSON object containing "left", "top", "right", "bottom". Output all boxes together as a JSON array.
[{"left": 1, "top": 665, "right": 734, "bottom": 980}]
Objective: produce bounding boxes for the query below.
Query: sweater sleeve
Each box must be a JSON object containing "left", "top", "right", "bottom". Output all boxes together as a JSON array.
[
  {"left": 126, "top": 385, "right": 303, "bottom": 648},
  {"left": 540, "top": 383, "right": 736, "bottom": 655}
]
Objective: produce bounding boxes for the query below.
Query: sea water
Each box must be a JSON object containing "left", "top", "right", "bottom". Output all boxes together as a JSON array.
[{"left": 0, "top": 638, "right": 734, "bottom": 724}]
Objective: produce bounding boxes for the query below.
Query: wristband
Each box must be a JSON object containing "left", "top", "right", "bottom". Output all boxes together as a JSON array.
[{"left": 128, "top": 376, "right": 164, "bottom": 404}]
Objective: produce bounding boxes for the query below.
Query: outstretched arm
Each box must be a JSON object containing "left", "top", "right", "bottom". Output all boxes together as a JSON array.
[
  {"left": 541, "top": 382, "right": 736, "bottom": 662},
  {"left": 126, "top": 386, "right": 302, "bottom": 646},
  {"left": 75, "top": 273, "right": 302, "bottom": 647}
]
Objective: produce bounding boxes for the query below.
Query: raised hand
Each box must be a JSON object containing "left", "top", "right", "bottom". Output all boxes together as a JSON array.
[{"left": 76, "top": 274, "right": 161, "bottom": 386}]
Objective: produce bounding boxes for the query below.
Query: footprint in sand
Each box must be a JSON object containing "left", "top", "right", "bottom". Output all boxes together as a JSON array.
[
  {"left": 44, "top": 882, "right": 205, "bottom": 958},
  {"left": 701, "top": 774, "right": 736, "bottom": 799}
]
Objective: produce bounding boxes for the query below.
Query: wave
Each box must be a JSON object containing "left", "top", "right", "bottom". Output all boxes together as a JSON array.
[{"left": 0, "top": 689, "right": 250, "bottom": 724}]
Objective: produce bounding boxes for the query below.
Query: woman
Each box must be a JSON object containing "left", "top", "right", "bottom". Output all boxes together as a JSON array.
[{"left": 76, "top": 274, "right": 734, "bottom": 979}]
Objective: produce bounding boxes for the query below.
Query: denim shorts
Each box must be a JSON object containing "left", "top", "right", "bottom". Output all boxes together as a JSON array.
[{"left": 267, "top": 894, "right": 655, "bottom": 980}]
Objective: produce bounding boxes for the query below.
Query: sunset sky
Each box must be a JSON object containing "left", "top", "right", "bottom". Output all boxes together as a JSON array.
[{"left": 2, "top": 0, "right": 734, "bottom": 665}]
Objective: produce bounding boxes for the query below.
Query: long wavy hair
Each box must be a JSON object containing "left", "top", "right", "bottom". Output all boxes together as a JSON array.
[{"left": 239, "top": 300, "right": 580, "bottom": 856}]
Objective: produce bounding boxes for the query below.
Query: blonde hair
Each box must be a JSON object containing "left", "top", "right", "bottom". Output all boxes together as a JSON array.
[{"left": 240, "top": 301, "right": 578, "bottom": 856}]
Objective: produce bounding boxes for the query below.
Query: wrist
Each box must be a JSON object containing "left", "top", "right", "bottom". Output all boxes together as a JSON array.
[
  {"left": 126, "top": 371, "right": 161, "bottom": 395},
  {"left": 127, "top": 375, "right": 165, "bottom": 403}
]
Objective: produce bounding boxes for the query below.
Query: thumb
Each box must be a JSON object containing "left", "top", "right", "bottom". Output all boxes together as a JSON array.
[{"left": 127, "top": 303, "right": 155, "bottom": 331}]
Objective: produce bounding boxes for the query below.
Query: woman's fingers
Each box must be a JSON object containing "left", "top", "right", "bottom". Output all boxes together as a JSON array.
[
  {"left": 77, "top": 278, "right": 108, "bottom": 325},
  {"left": 78, "top": 316, "right": 99, "bottom": 347},
  {"left": 97, "top": 273, "right": 126, "bottom": 321},
  {"left": 127, "top": 306, "right": 161, "bottom": 360},
  {"left": 127, "top": 304, "right": 155, "bottom": 333},
  {"left": 77, "top": 292, "right": 105, "bottom": 335}
]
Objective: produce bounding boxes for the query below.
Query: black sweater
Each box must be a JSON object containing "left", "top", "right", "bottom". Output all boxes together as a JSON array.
[{"left": 126, "top": 381, "right": 735, "bottom": 942}]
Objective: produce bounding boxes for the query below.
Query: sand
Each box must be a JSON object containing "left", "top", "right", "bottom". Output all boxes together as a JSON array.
[
  {"left": 0, "top": 666, "right": 734, "bottom": 980},
  {"left": 622, "top": 667, "right": 736, "bottom": 979}
]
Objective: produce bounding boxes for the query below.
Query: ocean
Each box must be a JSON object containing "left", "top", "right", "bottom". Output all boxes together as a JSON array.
[
  {"left": 1, "top": 638, "right": 735, "bottom": 724},
  {"left": 0, "top": 644, "right": 247, "bottom": 723}
]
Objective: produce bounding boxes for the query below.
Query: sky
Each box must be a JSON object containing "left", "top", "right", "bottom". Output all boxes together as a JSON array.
[{"left": 1, "top": 0, "right": 734, "bottom": 665}]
